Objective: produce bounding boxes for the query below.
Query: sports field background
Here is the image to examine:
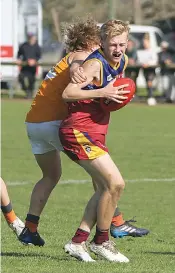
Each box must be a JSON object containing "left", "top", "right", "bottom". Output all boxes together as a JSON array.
[{"left": 1, "top": 100, "right": 175, "bottom": 273}]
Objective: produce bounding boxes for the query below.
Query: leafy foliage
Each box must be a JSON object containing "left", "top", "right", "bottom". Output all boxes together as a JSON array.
[{"left": 42, "top": 0, "right": 175, "bottom": 39}]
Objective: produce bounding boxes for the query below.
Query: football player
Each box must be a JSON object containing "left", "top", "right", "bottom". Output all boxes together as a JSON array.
[
  {"left": 1, "top": 177, "right": 24, "bottom": 237},
  {"left": 59, "top": 19, "right": 140, "bottom": 262}
]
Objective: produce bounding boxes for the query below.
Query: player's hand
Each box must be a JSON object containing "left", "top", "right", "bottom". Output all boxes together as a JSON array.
[
  {"left": 103, "top": 79, "right": 130, "bottom": 103},
  {"left": 71, "top": 67, "right": 87, "bottom": 84}
]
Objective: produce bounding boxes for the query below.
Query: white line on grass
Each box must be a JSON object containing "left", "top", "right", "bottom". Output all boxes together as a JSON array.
[{"left": 6, "top": 177, "right": 175, "bottom": 186}]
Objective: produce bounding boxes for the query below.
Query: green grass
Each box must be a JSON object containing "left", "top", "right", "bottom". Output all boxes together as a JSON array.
[{"left": 1, "top": 100, "right": 175, "bottom": 273}]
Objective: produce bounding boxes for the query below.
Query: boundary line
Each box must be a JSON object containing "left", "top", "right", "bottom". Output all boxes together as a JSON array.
[{"left": 6, "top": 177, "right": 175, "bottom": 186}]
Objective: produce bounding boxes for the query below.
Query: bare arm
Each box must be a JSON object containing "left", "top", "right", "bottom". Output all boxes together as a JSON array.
[
  {"left": 63, "top": 59, "right": 103, "bottom": 101},
  {"left": 63, "top": 59, "right": 130, "bottom": 102},
  {"left": 69, "top": 52, "right": 89, "bottom": 83}
]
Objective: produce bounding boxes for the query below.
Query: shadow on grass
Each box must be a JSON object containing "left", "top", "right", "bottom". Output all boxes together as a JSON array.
[{"left": 1, "top": 251, "right": 71, "bottom": 261}]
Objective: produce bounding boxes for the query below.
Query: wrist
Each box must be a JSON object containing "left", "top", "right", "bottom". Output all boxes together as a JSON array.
[{"left": 97, "top": 88, "right": 106, "bottom": 98}]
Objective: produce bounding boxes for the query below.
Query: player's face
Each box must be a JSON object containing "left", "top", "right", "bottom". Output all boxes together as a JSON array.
[{"left": 102, "top": 32, "right": 128, "bottom": 65}]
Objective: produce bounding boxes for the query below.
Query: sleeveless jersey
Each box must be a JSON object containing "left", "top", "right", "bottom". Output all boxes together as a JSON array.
[
  {"left": 25, "top": 54, "right": 71, "bottom": 123},
  {"left": 61, "top": 49, "right": 128, "bottom": 134}
]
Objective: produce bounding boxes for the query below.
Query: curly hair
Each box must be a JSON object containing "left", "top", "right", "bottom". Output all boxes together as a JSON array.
[
  {"left": 100, "top": 19, "right": 130, "bottom": 41},
  {"left": 63, "top": 16, "right": 101, "bottom": 52}
]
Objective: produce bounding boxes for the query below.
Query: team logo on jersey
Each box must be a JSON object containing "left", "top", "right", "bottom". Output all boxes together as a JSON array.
[
  {"left": 84, "top": 145, "right": 91, "bottom": 153},
  {"left": 103, "top": 98, "right": 111, "bottom": 105},
  {"left": 107, "top": 74, "right": 113, "bottom": 81}
]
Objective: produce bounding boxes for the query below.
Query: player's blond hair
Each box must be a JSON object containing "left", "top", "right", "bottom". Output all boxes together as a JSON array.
[
  {"left": 63, "top": 16, "right": 100, "bottom": 52},
  {"left": 100, "top": 20, "right": 130, "bottom": 41}
]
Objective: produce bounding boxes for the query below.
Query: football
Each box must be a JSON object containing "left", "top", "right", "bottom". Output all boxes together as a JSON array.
[{"left": 100, "top": 77, "right": 136, "bottom": 112}]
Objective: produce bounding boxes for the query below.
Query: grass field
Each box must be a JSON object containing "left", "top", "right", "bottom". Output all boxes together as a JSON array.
[{"left": 1, "top": 100, "right": 175, "bottom": 273}]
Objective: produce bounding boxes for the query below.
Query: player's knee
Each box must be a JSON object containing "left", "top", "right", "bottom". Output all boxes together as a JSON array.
[
  {"left": 43, "top": 169, "right": 62, "bottom": 184},
  {"left": 50, "top": 170, "right": 62, "bottom": 183},
  {"left": 108, "top": 178, "right": 125, "bottom": 195}
]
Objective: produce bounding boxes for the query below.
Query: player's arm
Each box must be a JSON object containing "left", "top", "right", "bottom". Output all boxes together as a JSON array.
[
  {"left": 62, "top": 59, "right": 103, "bottom": 101},
  {"left": 62, "top": 59, "right": 130, "bottom": 102},
  {"left": 69, "top": 52, "right": 89, "bottom": 83}
]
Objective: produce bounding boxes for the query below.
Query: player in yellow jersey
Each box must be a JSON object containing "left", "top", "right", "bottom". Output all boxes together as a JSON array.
[{"left": 19, "top": 17, "right": 149, "bottom": 247}]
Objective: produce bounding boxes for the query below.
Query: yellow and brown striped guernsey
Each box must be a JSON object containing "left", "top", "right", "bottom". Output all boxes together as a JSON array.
[{"left": 26, "top": 54, "right": 71, "bottom": 123}]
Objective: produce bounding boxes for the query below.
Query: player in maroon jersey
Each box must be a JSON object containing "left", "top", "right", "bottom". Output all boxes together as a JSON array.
[{"left": 59, "top": 19, "right": 132, "bottom": 263}]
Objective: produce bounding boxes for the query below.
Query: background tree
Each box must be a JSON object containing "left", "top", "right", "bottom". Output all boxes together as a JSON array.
[{"left": 42, "top": 0, "right": 175, "bottom": 40}]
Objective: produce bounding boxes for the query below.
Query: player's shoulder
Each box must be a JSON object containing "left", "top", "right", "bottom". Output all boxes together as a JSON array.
[
  {"left": 84, "top": 49, "right": 102, "bottom": 62},
  {"left": 84, "top": 58, "right": 101, "bottom": 70},
  {"left": 84, "top": 49, "right": 103, "bottom": 64},
  {"left": 72, "top": 51, "right": 89, "bottom": 61}
]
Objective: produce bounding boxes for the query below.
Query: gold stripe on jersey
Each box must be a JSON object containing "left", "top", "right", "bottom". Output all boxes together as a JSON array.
[
  {"left": 25, "top": 54, "right": 70, "bottom": 123},
  {"left": 73, "top": 129, "right": 107, "bottom": 159},
  {"left": 123, "top": 54, "right": 128, "bottom": 71}
]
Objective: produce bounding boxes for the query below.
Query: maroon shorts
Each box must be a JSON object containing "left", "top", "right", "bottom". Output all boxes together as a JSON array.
[{"left": 59, "top": 128, "right": 108, "bottom": 161}]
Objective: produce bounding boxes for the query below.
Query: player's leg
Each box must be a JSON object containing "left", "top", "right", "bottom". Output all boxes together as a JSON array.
[
  {"left": 92, "top": 179, "right": 124, "bottom": 226},
  {"left": 66, "top": 154, "right": 129, "bottom": 262},
  {"left": 92, "top": 176, "right": 149, "bottom": 238},
  {"left": 19, "top": 150, "right": 61, "bottom": 246},
  {"left": 19, "top": 121, "right": 62, "bottom": 246},
  {"left": 60, "top": 129, "right": 127, "bottom": 261},
  {"left": 85, "top": 155, "right": 129, "bottom": 262},
  {"left": 60, "top": 129, "right": 125, "bottom": 261},
  {"left": 64, "top": 176, "right": 99, "bottom": 261},
  {"left": 28, "top": 150, "right": 61, "bottom": 216},
  {"left": 1, "top": 178, "right": 24, "bottom": 237},
  {"left": 80, "top": 155, "right": 125, "bottom": 230}
]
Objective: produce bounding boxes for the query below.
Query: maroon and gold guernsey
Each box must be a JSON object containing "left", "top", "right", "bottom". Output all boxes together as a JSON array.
[
  {"left": 62, "top": 99, "right": 109, "bottom": 134},
  {"left": 25, "top": 54, "right": 72, "bottom": 123},
  {"left": 60, "top": 49, "right": 128, "bottom": 135},
  {"left": 59, "top": 49, "right": 128, "bottom": 161}
]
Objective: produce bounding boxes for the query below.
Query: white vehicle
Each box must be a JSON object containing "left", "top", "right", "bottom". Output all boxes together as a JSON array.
[
  {"left": 129, "top": 24, "right": 163, "bottom": 54},
  {"left": 129, "top": 25, "right": 163, "bottom": 87},
  {"left": 0, "top": 0, "right": 42, "bottom": 93}
]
